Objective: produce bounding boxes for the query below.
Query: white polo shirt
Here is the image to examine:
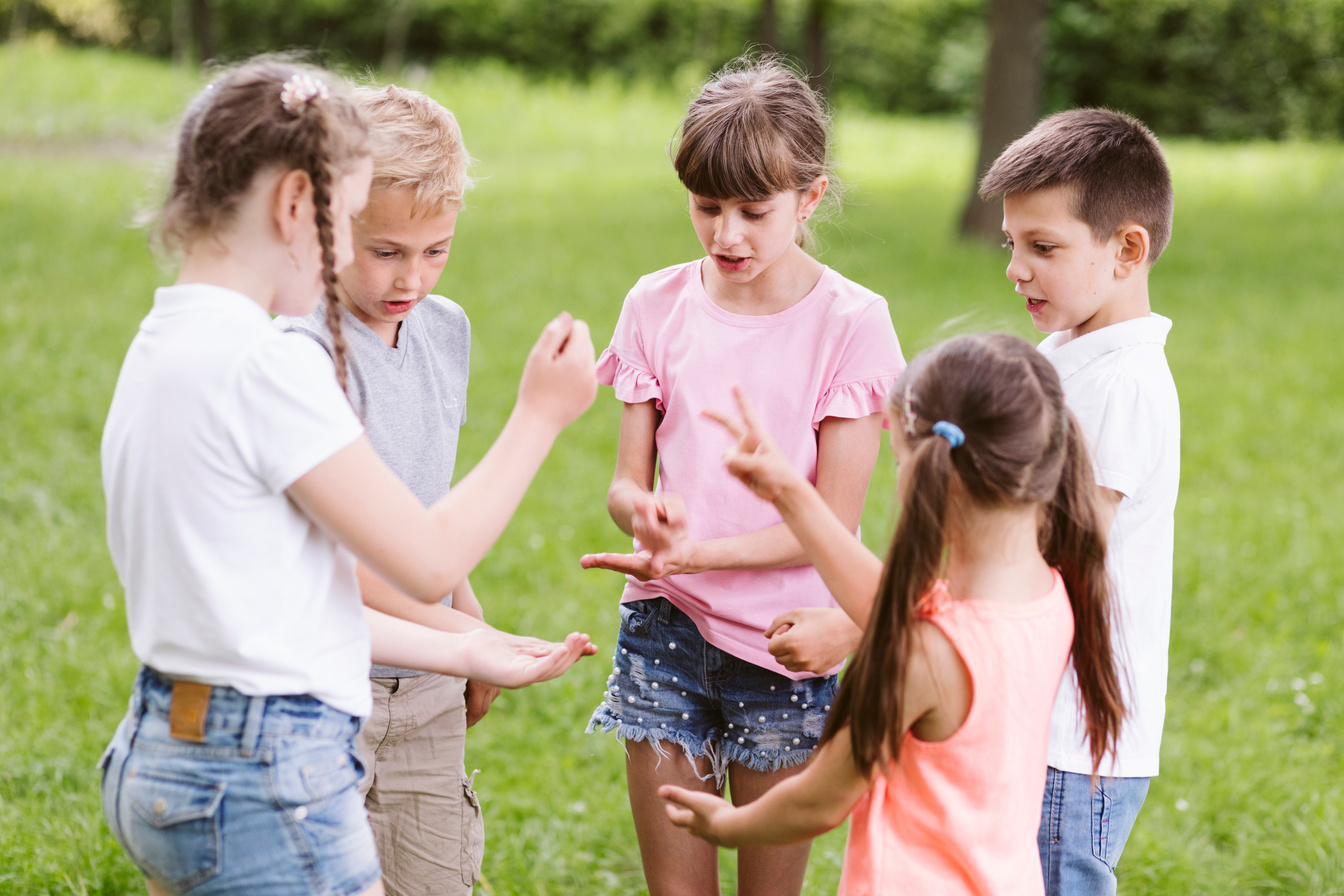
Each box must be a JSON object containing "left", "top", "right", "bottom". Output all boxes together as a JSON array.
[
  {"left": 1040, "top": 314, "right": 1180, "bottom": 778},
  {"left": 102, "top": 284, "right": 371, "bottom": 718}
]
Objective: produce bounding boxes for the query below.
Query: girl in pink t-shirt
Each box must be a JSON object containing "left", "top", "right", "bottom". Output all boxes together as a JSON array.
[
  {"left": 580, "top": 56, "right": 903, "bottom": 895},
  {"left": 662, "top": 334, "right": 1126, "bottom": 896}
]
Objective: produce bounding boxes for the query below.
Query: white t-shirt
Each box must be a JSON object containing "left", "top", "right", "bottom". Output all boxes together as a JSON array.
[
  {"left": 102, "top": 284, "right": 371, "bottom": 717},
  {"left": 1040, "top": 313, "right": 1180, "bottom": 778}
]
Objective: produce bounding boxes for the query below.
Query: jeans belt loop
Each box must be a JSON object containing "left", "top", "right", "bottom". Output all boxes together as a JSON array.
[{"left": 240, "top": 693, "right": 267, "bottom": 758}]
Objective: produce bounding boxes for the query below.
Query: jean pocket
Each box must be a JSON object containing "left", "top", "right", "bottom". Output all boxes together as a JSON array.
[
  {"left": 299, "top": 746, "right": 361, "bottom": 804},
  {"left": 460, "top": 769, "right": 485, "bottom": 886},
  {"left": 124, "top": 770, "right": 226, "bottom": 891},
  {"left": 1091, "top": 779, "right": 1116, "bottom": 871},
  {"left": 619, "top": 599, "right": 659, "bottom": 637}
]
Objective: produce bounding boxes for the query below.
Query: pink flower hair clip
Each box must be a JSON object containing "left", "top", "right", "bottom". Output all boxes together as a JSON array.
[{"left": 280, "top": 72, "right": 328, "bottom": 116}]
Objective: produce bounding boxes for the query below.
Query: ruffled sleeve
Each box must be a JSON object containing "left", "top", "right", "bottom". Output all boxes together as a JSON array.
[
  {"left": 813, "top": 374, "right": 898, "bottom": 428},
  {"left": 597, "top": 347, "right": 664, "bottom": 411}
]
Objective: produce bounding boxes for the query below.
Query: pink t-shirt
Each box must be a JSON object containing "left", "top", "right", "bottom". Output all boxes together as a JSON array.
[
  {"left": 597, "top": 259, "right": 904, "bottom": 678},
  {"left": 839, "top": 574, "right": 1075, "bottom": 896}
]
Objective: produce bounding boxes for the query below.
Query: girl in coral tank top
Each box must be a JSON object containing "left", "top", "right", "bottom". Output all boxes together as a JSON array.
[{"left": 662, "top": 333, "right": 1125, "bottom": 895}]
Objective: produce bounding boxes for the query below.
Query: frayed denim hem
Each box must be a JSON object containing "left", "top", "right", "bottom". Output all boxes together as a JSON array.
[
  {"left": 587, "top": 704, "right": 726, "bottom": 788},
  {"left": 719, "top": 738, "right": 814, "bottom": 775}
]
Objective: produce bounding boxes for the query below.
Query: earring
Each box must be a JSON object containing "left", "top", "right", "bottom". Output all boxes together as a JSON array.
[{"left": 287, "top": 245, "right": 302, "bottom": 271}]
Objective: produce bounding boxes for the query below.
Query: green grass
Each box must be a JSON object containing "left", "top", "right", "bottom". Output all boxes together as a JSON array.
[{"left": 2, "top": 41, "right": 1343, "bottom": 894}]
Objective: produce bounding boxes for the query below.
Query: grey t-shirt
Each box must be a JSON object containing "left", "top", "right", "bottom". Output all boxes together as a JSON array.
[{"left": 280, "top": 296, "right": 470, "bottom": 678}]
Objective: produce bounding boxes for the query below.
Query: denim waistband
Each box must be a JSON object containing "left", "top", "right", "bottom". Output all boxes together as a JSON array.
[{"left": 134, "top": 666, "right": 360, "bottom": 755}]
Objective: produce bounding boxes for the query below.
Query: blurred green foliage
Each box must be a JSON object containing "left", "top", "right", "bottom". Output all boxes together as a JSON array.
[{"left": 4, "top": 0, "right": 1343, "bottom": 139}]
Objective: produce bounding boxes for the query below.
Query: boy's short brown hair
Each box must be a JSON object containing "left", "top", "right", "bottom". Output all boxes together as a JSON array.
[
  {"left": 353, "top": 84, "right": 473, "bottom": 216},
  {"left": 979, "top": 108, "right": 1174, "bottom": 263}
]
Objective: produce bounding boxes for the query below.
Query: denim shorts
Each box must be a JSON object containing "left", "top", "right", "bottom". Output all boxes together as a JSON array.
[
  {"left": 586, "top": 598, "right": 839, "bottom": 785},
  {"left": 99, "top": 667, "right": 381, "bottom": 896}
]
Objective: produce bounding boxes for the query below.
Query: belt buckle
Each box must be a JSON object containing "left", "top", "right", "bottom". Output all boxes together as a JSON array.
[{"left": 169, "top": 680, "right": 213, "bottom": 743}]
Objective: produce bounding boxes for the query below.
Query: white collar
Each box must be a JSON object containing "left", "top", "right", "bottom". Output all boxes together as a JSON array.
[{"left": 1038, "top": 313, "right": 1172, "bottom": 380}]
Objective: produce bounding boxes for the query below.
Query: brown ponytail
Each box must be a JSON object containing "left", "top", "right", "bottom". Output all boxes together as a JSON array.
[
  {"left": 1041, "top": 412, "right": 1125, "bottom": 771},
  {"left": 823, "top": 334, "right": 1125, "bottom": 774}
]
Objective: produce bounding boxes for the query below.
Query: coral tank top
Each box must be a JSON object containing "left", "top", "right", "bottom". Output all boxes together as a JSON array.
[{"left": 839, "top": 572, "right": 1074, "bottom": 896}]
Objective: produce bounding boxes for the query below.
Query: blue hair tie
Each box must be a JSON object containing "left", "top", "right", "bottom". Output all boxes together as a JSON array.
[{"left": 932, "top": 420, "right": 965, "bottom": 449}]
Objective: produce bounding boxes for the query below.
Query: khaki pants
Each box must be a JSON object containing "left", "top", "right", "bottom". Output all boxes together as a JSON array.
[{"left": 357, "top": 674, "right": 485, "bottom": 895}]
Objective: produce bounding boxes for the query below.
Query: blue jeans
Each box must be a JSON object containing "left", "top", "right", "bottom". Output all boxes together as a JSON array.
[
  {"left": 587, "top": 597, "right": 839, "bottom": 786},
  {"left": 99, "top": 667, "right": 382, "bottom": 896},
  {"left": 1038, "top": 766, "right": 1150, "bottom": 896}
]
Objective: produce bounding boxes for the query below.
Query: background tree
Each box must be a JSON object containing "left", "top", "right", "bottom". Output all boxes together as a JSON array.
[
  {"left": 958, "top": 0, "right": 1047, "bottom": 241},
  {"left": 802, "top": 0, "right": 832, "bottom": 95},
  {"left": 757, "top": 0, "right": 778, "bottom": 51}
]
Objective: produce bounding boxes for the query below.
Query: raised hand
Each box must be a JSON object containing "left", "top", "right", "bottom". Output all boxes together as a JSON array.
[
  {"left": 516, "top": 312, "right": 598, "bottom": 432},
  {"left": 766, "top": 607, "right": 863, "bottom": 674},
  {"left": 581, "top": 491, "right": 699, "bottom": 580},
  {"left": 460, "top": 628, "right": 597, "bottom": 690},
  {"left": 702, "top": 385, "right": 808, "bottom": 504},
  {"left": 659, "top": 784, "right": 736, "bottom": 846}
]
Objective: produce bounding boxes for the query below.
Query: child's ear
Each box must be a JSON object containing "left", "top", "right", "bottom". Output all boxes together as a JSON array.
[
  {"left": 1113, "top": 223, "right": 1150, "bottom": 278},
  {"left": 799, "top": 176, "right": 828, "bottom": 221},
  {"left": 273, "top": 168, "right": 315, "bottom": 244}
]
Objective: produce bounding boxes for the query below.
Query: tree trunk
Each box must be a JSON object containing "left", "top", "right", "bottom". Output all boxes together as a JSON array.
[
  {"left": 957, "top": 0, "right": 1047, "bottom": 242},
  {"left": 757, "top": 0, "right": 778, "bottom": 53},
  {"left": 171, "top": 0, "right": 192, "bottom": 66},
  {"left": 803, "top": 0, "right": 832, "bottom": 96},
  {"left": 10, "top": 0, "right": 29, "bottom": 42},
  {"left": 192, "top": 0, "right": 216, "bottom": 64},
  {"left": 383, "top": 0, "right": 416, "bottom": 74}
]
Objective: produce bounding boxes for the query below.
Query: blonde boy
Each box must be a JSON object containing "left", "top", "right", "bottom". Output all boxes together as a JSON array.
[
  {"left": 283, "top": 85, "right": 492, "bottom": 894},
  {"left": 980, "top": 109, "right": 1179, "bottom": 895}
]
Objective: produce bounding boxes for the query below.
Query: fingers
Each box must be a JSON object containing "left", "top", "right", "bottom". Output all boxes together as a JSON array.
[
  {"left": 731, "top": 385, "right": 766, "bottom": 435},
  {"left": 701, "top": 407, "right": 748, "bottom": 441},
  {"left": 464, "top": 680, "right": 498, "bottom": 728},
  {"left": 658, "top": 785, "right": 695, "bottom": 828},
  {"left": 764, "top": 616, "right": 796, "bottom": 639},
  {"left": 533, "top": 311, "right": 575, "bottom": 358},
  {"left": 520, "top": 632, "right": 593, "bottom": 685},
  {"left": 559, "top": 318, "right": 594, "bottom": 360},
  {"left": 562, "top": 631, "right": 594, "bottom": 655},
  {"left": 580, "top": 552, "right": 655, "bottom": 579},
  {"left": 658, "top": 493, "right": 688, "bottom": 529}
]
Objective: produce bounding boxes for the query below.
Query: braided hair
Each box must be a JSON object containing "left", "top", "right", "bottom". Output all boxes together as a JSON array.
[{"left": 158, "top": 58, "right": 370, "bottom": 395}]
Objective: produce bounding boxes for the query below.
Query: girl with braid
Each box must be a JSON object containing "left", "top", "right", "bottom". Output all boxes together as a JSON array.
[
  {"left": 663, "top": 334, "right": 1125, "bottom": 895},
  {"left": 98, "top": 59, "right": 598, "bottom": 896}
]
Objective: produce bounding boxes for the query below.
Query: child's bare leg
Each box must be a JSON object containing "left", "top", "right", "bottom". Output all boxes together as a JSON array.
[
  {"left": 729, "top": 761, "right": 812, "bottom": 896},
  {"left": 627, "top": 739, "right": 721, "bottom": 896}
]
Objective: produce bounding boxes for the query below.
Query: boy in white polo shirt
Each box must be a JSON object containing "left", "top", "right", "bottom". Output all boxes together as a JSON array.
[
  {"left": 980, "top": 108, "right": 1179, "bottom": 895},
  {"left": 282, "top": 85, "right": 495, "bottom": 895}
]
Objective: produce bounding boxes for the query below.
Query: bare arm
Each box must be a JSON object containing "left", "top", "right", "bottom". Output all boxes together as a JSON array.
[
  {"left": 707, "top": 387, "right": 884, "bottom": 626},
  {"left": 452, "top": 579, "right": 501, "bottom": 727},
  {"left": 661, "top": 726, "right": 870, "bottom": 846},
  {"left": 359, "top": 563, "right": 489, "bottom": 632},
  {"left": 289, "top": 313, "right": 597, "bottom": 603},
  {"left": 662, "top": 621, "right": 970, "bottom": 847},
  {"left": 363, "top": 606, "right": 594, "bottom": 689}
]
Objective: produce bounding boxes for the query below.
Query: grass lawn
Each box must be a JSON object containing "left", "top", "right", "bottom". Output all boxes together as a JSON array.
[{"left": 1, "top": 40, "right": 1342, "bottom": 895}]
